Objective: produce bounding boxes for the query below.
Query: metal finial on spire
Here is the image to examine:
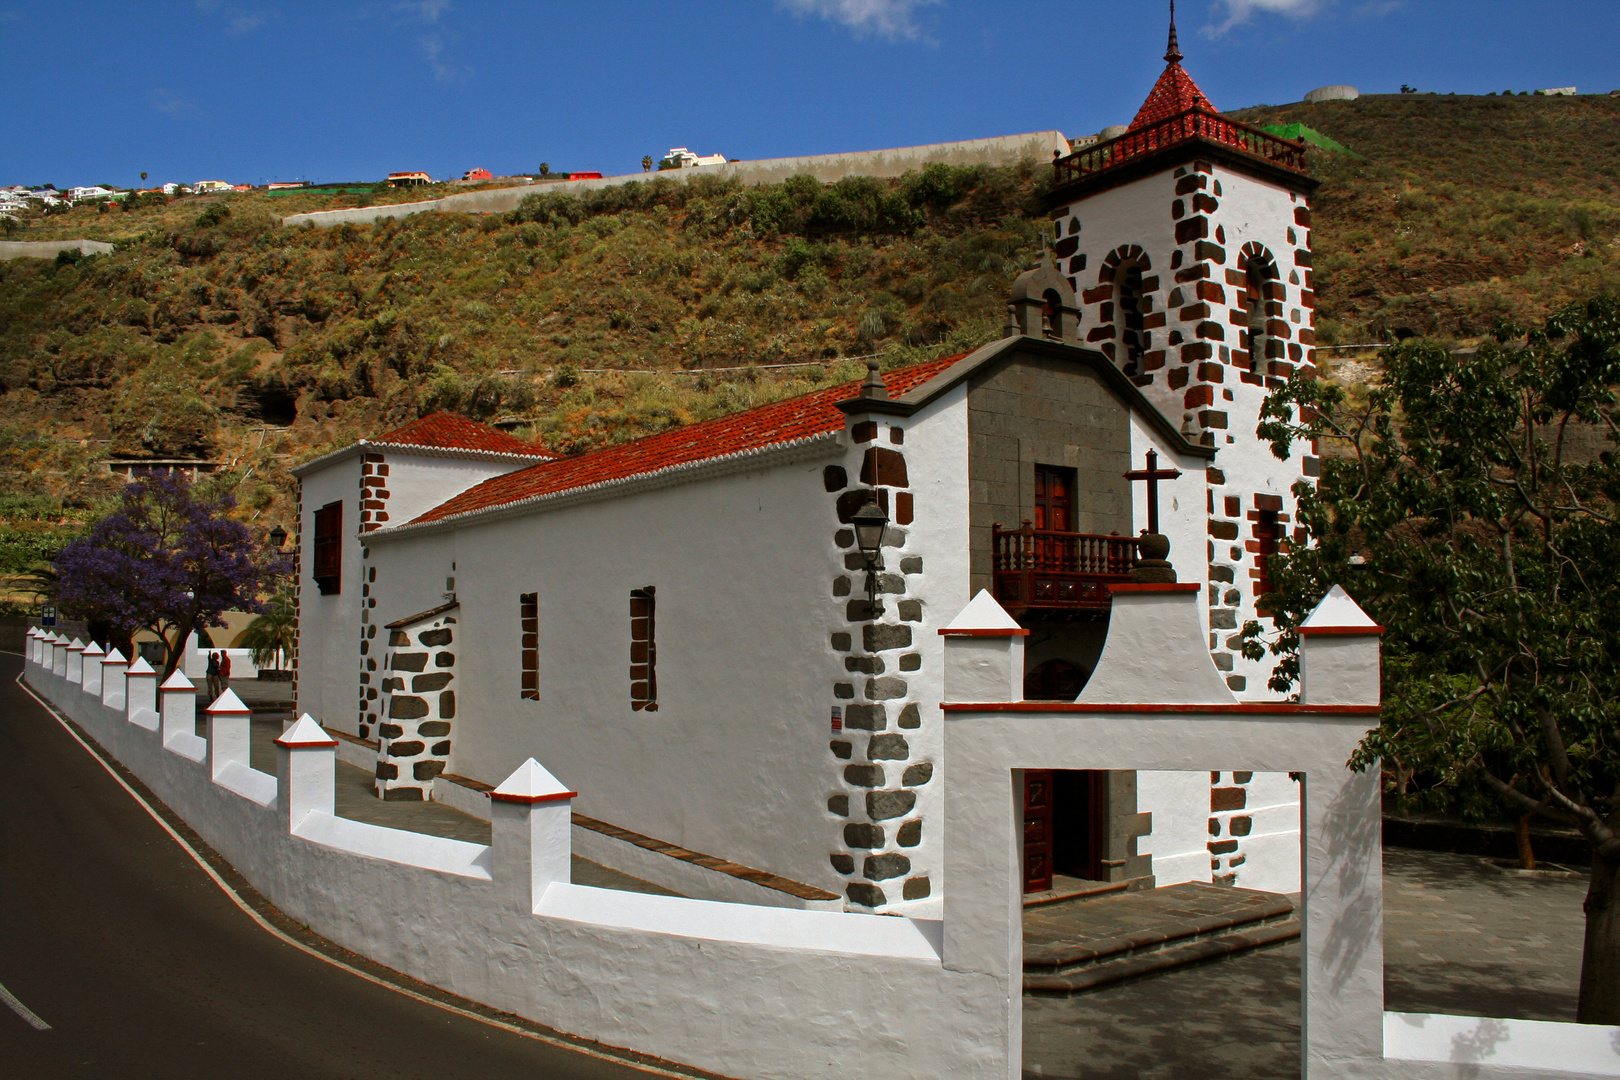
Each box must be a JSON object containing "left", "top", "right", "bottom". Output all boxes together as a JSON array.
[{"left": 1165, "top": 0, "right": 1183, "bottom": 64}]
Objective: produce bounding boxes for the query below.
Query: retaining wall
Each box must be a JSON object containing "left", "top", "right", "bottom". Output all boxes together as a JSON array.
[
  {"left": 0, "top": 239, "right": 115, "bottom": 261},
  {"left": 283, "top": 131, "right": 1070, "bottom": 229}
]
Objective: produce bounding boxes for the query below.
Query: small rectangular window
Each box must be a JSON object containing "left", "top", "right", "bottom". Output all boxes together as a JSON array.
[
  {"left": 520, "top": 593, "right": 539, "bottom": 701},
  {"left": 312, "top": 502, "right": 342, "bottom": 595},
  {"left": 630, "top": 587, "right": 657, "bottom": 712},
  {"left": 1255, "top": 510, "right": 1283, "bottom": 611}
]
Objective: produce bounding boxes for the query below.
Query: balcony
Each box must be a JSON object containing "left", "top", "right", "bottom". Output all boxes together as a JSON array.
[
  {"left": 1052, "top": 109, "right": 1308, "bottom": 193},
  {"left": 992, "top": 523, "right": 1138, "bottom": 613}
]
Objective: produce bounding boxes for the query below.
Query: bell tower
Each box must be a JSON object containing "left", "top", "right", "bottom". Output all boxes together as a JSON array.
[{"left": 1048, "top": 3, "right": 1322, "bottom": 693}]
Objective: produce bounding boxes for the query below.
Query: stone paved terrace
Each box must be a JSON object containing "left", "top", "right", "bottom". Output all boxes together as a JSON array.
[
  {"left": 233, "top": 717, "right": 679, "bottom": 897},
  {"left": 1022, "top": 847, "right": 1589, "bottom": 1078},
  {"left": 1023, "top": 881, "right": 1299, "bottom": 995}
]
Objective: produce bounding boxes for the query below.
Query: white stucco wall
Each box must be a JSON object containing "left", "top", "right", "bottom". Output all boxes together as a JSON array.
[
  {"left": 369, "top": 451, "right": 854, "bottom": 895},
  {"left": 1136, "top": 769, "right": 1214, "bottom": 886},
  {"left": 297, "top": 457, "right": 363, "bottom": 732},
  {"left": 355, "top": 388, "right": 978, "bottom": 908}
]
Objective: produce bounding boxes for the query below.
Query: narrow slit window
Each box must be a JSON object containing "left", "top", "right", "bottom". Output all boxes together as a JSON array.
[
  {"left": 312, "top": 501, "right": 342, "bottom": 595},
  {"left": 630, "top": 587, "right": 657, "bottom": 712},
  {"left": 1255, "top": 509, "right": 1283, "bottom": 611},
  {"left": 520, "top": 593, "right": 538, "bottom": 701}
]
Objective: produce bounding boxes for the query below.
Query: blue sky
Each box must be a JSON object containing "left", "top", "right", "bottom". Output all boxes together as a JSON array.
[{"left": 2, "top": 1, "right": 1614, "bottom": 189}]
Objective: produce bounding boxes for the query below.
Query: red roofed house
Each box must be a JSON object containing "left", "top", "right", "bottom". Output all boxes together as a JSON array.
[{"left": 291, "top": 16, "right": 1317, "bottom": 916}]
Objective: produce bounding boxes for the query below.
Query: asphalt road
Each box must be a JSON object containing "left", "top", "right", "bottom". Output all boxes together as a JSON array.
[{"left": 0, "top": 654, "right": 702, "bottom": 1080}]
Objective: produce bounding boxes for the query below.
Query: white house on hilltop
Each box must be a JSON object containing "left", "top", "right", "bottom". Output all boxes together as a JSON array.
[{"left": 293, "top": 23, "right": 1320, "bottom": 915}]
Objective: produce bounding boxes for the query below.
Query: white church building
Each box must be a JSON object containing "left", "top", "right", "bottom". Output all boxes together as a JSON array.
[{"left": 292, "top": 27, "right": 1322, "bottom": 915}]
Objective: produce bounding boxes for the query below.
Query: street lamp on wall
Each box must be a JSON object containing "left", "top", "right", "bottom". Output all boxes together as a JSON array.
[
  {"left": 851, "top": 497, "right": 889, "bottom": 619},
  {"left": 268, "top": 525, "right": 288, "bottom": 548}
]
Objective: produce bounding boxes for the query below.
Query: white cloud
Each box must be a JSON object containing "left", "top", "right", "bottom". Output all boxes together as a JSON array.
[
  {"left": 151, "top": 89, "right": 200, "bottom": 118},
  {"left": 1206, "top": 0, "right": 1325, "bottom": 35},
  {"left": 420, "top": 34, "right": 470, "bottom": 85},
  {"left": 396, "top": 0, "right": 451, "bottom": 22},
  {"left": 777, "top": 0, "right": 942, "bottom": 42},
  {"left": 194, "top": 0, "right": 267, "bottom": 34}
]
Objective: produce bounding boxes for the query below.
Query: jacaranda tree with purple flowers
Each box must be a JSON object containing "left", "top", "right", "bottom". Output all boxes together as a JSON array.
[{"left": 53, "top": 473, "right": 291, "bottom": 679}]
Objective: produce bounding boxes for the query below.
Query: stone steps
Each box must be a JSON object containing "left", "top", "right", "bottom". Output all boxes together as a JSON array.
[{"left": 1023, "top": 884, "right": 1299, "bottom": 996}]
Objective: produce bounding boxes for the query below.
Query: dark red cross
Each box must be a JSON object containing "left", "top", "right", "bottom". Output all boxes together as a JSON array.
[{"left": 1124, "top": 450, "right": 1182, "bottom": 535}]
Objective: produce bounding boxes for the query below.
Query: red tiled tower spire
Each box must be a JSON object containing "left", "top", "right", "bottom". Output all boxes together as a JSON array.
[{"left": 1129, "top": 1, "right": 1218, "bottom": 131}]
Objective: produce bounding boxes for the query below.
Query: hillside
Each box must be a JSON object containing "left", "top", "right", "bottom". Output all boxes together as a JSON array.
[
  {"left": 2, "top": 93, "right": 1618, "bottom": 604},
  {"left": 1232, "top": 92, "right": 1620, "bottom": 342}
]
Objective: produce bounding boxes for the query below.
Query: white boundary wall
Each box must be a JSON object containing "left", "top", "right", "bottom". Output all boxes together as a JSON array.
[
  {"left": 21, "top": 631, "right": 998, "bottom": 1080},
  {"left": 25, "top": 581, "right": 1620, "bottom": 1080}
]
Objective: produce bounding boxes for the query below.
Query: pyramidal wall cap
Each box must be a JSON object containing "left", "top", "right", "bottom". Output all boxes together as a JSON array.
[
  {"left": 101, "top": 648, "right": 128, "bottom": 665},
  {"left": 82, "top": 642, "right": 105, "bottom": 657},
  {"left": 276, "top": 713, "right": 339, "bottom": 748},
  {"left": 491, "top": 758, "right": 578, "bottom": 804},
  {"left": 159, "top": 670, "right": 195, "bottom": 691},
  {"left": 68, "top": 638, "right": 85, "bottom": 650},
  {"left": 940, "top": 589, "right": 1030, "bottom": 636},
  {"left": 1300, "top": 584, "right": 1383, "bottom": 634},
  {"left": 126, "top": 657, "right": 157, "bottom": 675},
  {"left": 206, "top": 688, "right": 252, "bottom": 714}
]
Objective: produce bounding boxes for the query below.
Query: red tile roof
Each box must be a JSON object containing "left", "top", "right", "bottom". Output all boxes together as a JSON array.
[
  {"left": 1129, "top": 61, "right": 1218, "bottom": 131},
  {"left": 407, "top": 356, "right": 963, "bottom": 527},
  {"left": 373, "top": 412, "right": 556, "bottom": 458}
]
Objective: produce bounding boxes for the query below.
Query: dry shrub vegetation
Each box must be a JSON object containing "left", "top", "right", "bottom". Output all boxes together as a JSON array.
[{"left": 1, "top": 93, "right": 1617, "bottom": 592}]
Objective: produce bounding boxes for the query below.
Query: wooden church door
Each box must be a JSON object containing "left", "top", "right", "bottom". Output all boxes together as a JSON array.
[
  {"left": 1033, "top": 465, "right": 1073, "bottom": 531},
  {"left": 1024, "top": 769, "right": 1112, "bottom": 892},
  {"left": 1023, "top": 770, "right": 1055, "bottom": 893}
]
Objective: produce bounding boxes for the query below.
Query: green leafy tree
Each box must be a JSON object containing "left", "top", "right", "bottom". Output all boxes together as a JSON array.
[
  {"left": 539, "top": 162, "right": 550, "bottom": 178},
  {"left": 1253, "top": 295, "right": 1620, "bottom": 1022},
  {"left": 238, "top": 587, "right": 294, "bottom": 672},
  {"left": 641, "top": 155, "right": 653, "bottom": 173}
]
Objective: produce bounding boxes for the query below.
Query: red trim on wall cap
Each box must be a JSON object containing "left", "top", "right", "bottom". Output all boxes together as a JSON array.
[
  {"left": 939, "top": 627, "right": 1032, "bottom": 637},
  {"left": 205, "top": 703, "right": 253, "bottom": 714},
  {"left": 1299, "top": 625, "right": 1385, "bottom": 636},
  {"left": 942, "top": 701, "right": 1380, "bottom": 715},
  {"left": 274, "top": 735, "right": 340, "bottom": 748},
  {"left": 489, "top": 789, "right": 579, "bottom": 805},
  {"left": 1108, "top": 583, "right": 1201, "bottom": 593}
]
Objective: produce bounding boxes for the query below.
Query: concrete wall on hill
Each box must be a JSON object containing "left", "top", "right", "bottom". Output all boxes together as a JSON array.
[
  {"left": 283, "top": 130, "right": 1071, "bottom": 229},
  {"left": 0, "top": 240, "right": 115, "bottom": 261}
]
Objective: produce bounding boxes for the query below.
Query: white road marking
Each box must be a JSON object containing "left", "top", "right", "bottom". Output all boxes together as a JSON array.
[
  {"left": 0, "top": 979, "right": 51, "bottom": 1030},
  {"left": 13, "top": 673, "right": 698, "bottom": 1079}
]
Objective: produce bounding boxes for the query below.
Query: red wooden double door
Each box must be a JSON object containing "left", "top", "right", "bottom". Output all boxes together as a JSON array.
[{"left": 1022, "top": 769, "right": 1109, "bottom": 893}]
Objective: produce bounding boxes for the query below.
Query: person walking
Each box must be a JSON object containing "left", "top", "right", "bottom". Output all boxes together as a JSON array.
[
  {"left": 219, "top": 651, "right": 232, "bottom": 692},
  {"left": 206, "top": 651, "right": 221, "bottom": 701}
]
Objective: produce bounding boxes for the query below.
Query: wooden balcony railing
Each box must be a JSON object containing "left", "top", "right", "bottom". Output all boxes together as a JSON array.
[
  {"left": 1053, "top": 109, "right": 1308, "bottom": 190},
  {"left": 992, "top": 522, "right": 1138, "bottom": 611}
]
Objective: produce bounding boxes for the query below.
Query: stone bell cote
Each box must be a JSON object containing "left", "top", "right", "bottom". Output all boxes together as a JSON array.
[{"left": 1004, "top": 252, "right": 1080, "bottom": 344}]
